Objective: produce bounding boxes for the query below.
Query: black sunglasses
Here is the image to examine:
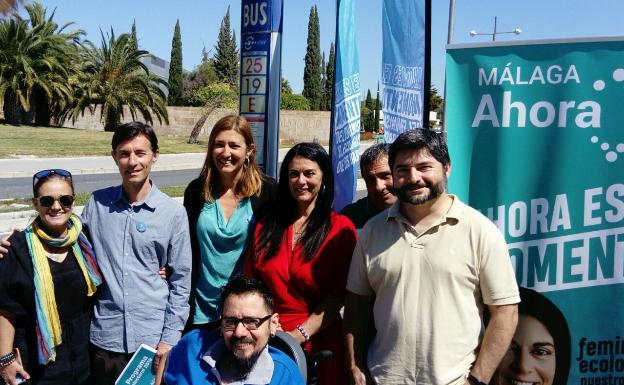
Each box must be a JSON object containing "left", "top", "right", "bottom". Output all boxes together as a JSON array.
[
  {"left": 32, "top": 169, "right": 73, "bottom": 195},
  {"left": 38, "top": 195, "right": 75, "bottom": 208},
  {"left": 221, "top": 314, "right": 273, "bottom": 331}
]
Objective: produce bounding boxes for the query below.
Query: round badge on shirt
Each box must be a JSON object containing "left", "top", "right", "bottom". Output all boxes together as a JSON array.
[{"left": 136, "top": 221, "right": 147, "bottom": 232}]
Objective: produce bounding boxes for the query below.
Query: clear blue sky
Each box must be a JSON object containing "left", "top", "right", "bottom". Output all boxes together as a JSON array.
[{"left": 32, "top": 0, "right": 624, "bottom": 98}]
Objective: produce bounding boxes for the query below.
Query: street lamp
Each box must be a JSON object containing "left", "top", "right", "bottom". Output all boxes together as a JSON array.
[{"left": 469, "top": 16, "right": 521, "bottom": 42}]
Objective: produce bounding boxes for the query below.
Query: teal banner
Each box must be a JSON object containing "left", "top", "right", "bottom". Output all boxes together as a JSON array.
[{"left": 446, "top": 38, "right": 624, "bottom": 385}]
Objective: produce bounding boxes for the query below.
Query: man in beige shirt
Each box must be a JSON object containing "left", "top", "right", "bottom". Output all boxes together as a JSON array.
[{"left": 344, "top": 129, "right": 519, "bottom": 385}]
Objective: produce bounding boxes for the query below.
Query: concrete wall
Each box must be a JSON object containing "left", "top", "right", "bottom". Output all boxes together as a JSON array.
[{"left": 62, "top": 106, "right": 331, "bottom": 145}]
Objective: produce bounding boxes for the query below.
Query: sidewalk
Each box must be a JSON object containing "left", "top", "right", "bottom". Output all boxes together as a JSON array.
[
  {"left": 0, "top": 198, "right": 182, "bottom": 237},
  {"left": 0, "top": 143, "right": 374, "bottom": 178},
  {"left": 0, "top": 153, "right": 207, "bottom": 178}
]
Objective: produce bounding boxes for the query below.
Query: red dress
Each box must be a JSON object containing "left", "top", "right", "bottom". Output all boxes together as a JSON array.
[{"left": 245, "top": 212, "right": 357, "bottom": 385}]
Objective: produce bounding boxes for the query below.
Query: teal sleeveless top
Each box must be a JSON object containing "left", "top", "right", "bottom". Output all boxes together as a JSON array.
[{"left": 193, "top": 198, "right": 253, "bottom": 324}]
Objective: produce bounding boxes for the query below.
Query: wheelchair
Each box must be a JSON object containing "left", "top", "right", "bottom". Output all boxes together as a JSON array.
[{"left": 269, "top": 330, "right": 332, "bottom": 385}]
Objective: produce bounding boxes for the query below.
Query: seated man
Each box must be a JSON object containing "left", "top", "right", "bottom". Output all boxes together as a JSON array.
[{"left": 164, "top": 275, "right": 305, "bottom": 385}]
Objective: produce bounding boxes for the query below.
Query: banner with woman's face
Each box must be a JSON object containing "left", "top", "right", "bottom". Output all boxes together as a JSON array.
[
  {"left": 446, "top": 37, "right": 624, "bottom": 385},
  {"left": 491, "top": 288, "right": 569, "bottom": 385}
]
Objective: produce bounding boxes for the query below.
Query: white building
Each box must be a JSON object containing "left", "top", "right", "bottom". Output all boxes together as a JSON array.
[{"left": 139, "top": 54, "right": 170, "bottom": 97}]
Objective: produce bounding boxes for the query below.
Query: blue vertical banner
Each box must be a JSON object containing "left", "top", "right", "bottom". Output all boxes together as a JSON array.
[
  {"left": 381, "top": 0, "right": 431, "bottom": 143},
  {"left": 330, "top": 0, "right": 361, "bottom": 211}
]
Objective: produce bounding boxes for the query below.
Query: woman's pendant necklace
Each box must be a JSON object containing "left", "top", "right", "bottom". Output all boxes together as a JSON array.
[
  {"left": 45, "top": 250, "right": 67, "bottom": 262},
  {"left": 292, "top": 220, "right": 307, "bottom": 247},
  {"left": 293, "top": 229, "right": 304, "bottom": 245}
]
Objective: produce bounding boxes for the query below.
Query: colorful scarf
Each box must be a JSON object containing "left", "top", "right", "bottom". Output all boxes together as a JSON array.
[{"left": 24, "top": 214, "right": 103, "bottom": 365}]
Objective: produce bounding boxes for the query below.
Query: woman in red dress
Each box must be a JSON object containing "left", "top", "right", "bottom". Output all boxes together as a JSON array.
[{"left": 245, "top": 142, "right": 357, "bottom": 385}]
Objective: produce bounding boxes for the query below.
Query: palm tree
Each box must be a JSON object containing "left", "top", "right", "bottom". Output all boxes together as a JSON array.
[
  {"left": 0, "top": 2, "right": 83, "bottom": 125},
  {"left": 69, "top": 29, "right": 169, "bottom": 132}
]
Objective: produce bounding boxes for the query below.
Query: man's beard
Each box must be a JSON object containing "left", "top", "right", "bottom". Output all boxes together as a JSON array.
[
  {"left": 224, "top": 337, "right": 265, "bottom": 374},
  {"left": 395, "top": 176, "right": 447, "bottom": 206}
]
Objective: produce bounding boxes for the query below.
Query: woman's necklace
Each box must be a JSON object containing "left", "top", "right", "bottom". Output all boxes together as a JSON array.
[
  {"left": 45, "top": 248, "right": 68, "bottom": 262},
  {"left": 292, "top": 219, "right": 307, "bottom": 246}
]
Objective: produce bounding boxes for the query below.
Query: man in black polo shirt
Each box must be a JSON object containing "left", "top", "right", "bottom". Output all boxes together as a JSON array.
[{"left": 341, "top": 144, "right": 396, "bottom": 230}]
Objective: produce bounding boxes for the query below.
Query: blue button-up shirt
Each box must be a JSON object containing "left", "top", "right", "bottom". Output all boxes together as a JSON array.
[{"left": 82, "top": 183, "right": 192, "bottom": 352}]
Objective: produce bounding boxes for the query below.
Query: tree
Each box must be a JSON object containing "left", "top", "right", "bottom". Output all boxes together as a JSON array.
[
  {"left": 281, "top": 93, "right": 310, "bottom": 110},
  {"left": 302, "top": 5, "right": 321, "bottom": 110},
  {"left": 429, "top": 85, "right": 443, "bottom": 112},
  {"left": 281, "top": 78, "right": 293, "bottom": 94},
  {"left": 183, "top": 49, "right": 221, "bottom": 106},
  {"left": 365, "top": 89, "right": 373, "bottom": 110},
  {"left": 128, "top": 19, "right": 138, "bottom": 51},
  {"left": 69, "top": 29, "right": 168, "bottom": 132},
  {"left": 429, "top": 85, "right": 444, "bottom": 127},
  {"left": 0, "top": 1, "right": 83, "bottom": 125},
  {"left": 201, "top": 45, "right": 210, "bottom": 63},
  {"left": 360, "top": 103, "right": 373, "bottom": 132},
  {"left": 322, "top": 42, "right": 335, "bottom": 111},
  {"left": 183, "top": 62, "right": 220, "bottom": 106},
  {"left": 361, "top": 89, "right": 375, "bottom": 131},
  {"left": 320, "top": 51, "right": 326, "bottom": 108},
  {"left": 167, "top": 19, "right": 183, "bottom": 106},
  {"left": 214, "top": 6, "right": 239, "bottom": 87},
  {"left": 321, "top": 51, "right": 326, "bottom": 88},
  {"left": 187, "top": 98, "right": 223, "bottom": 144},
  {"left": 192, "top": 82, "right": 237, "bottom": 109}
]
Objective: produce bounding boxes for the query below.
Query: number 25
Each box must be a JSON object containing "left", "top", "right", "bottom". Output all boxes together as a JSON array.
[{"left": 245, "top": 58, "right": 263, "bottom": 73}]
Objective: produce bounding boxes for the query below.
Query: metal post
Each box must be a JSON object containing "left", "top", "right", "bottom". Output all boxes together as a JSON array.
[
  {"left": 447, "top": 0, "right": 455, "bottom": 44},
  {"left": 469, "top": 16, "right": 520, "bottom": 42},
  {"left": 493, "top": 16, "right": 497, "bottom": 42},
  {"left": 444, "top": 0, "right": 455, "bottom": 133}
]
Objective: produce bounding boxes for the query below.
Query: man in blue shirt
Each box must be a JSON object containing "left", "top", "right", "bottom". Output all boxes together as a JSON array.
[
  {"left": 82, "top": 122, "right": 192, "bottom": 385},
  {"left": 165, "top": 276, "right": 305, "bottom": 385}
]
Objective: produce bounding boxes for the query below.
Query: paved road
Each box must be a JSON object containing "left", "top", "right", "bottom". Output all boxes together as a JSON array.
[
  {"left": 0, "top": 162, "right": 301, "bottom": 199},
  {"left": 0, "top": 157, "right": 368, "bottom": 199},
  {"left": 0, "top": 169, "right": 202, "bottom": 199}
]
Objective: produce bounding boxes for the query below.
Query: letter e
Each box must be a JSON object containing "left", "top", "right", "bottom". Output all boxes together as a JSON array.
[{"left": 584, "top": 187, "right": 602, "bottom": 226}]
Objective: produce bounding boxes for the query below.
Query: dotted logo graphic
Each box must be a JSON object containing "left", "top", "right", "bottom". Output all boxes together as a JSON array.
[
  {"left": 590, "top": 136, "right": 624, "bottom": 163},
  {"left": 588, "top": 69, "right": 624, "bottom": 162}
]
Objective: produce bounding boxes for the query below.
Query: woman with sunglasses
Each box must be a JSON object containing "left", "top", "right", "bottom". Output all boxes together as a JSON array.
[
  {"left": 0, "top": 169, "right": 102, "bottom": 385},
  {"left": 183, "top": 115, "right": 277, "bottom": 330}
]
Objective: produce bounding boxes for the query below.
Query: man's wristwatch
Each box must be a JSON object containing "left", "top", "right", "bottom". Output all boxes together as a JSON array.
[{"left": 467, "top": 373, "right": 488, "bottom": 385}]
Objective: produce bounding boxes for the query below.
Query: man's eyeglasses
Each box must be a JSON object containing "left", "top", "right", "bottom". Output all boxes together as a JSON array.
[
  {"left": 38, "top": 195, "right": 75, "bottom": 208},
  {"left": 222, "top": 314, "right": 273, "bottom": 331},
  {"left": 33, "top": 169, "right": 73, "bottom": 194}
]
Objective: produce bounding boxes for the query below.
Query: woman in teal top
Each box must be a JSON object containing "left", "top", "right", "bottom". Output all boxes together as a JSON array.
[
  {"left": 193, "top": 197, "right": 252, "bottom": 323},
  {"left": 183, "top": 115, "right": 276, "bottom": 328}
]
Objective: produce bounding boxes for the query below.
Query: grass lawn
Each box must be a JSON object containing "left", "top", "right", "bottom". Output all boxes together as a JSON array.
[
  {"left": 0, "top": 124, "right": 207, "bottom": 158},
  {"left": 0, "top": 185, "right": 187, "bottom": 213}
]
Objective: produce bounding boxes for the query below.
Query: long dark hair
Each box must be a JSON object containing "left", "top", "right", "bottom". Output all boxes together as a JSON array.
[
  {"left": 255, "top": 143, "right": 334, "bottom": 261},
  {"left": 486, "top": 288, "right": 571, "bottom": 385}
]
